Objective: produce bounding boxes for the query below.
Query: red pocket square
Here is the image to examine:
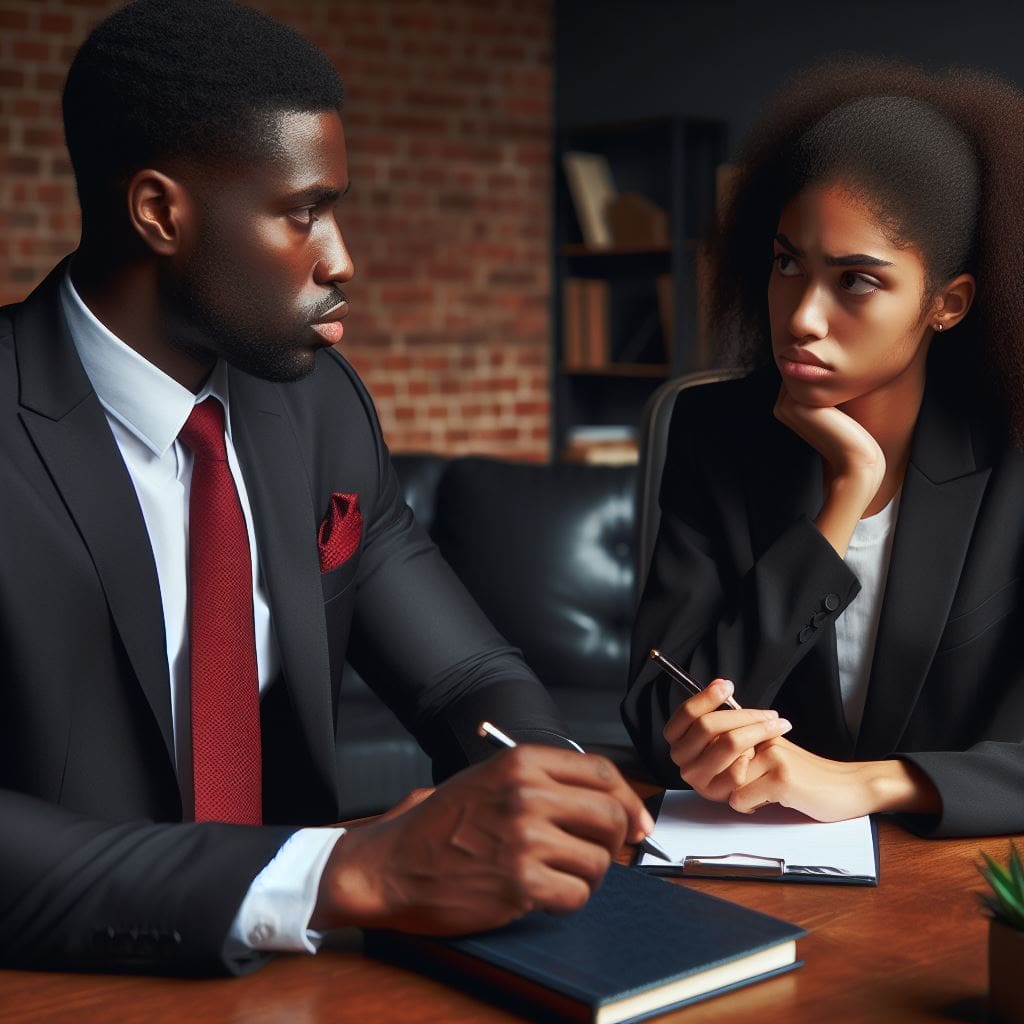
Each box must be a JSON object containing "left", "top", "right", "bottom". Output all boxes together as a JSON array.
[{"left": 318, "top": 492, "right": 363, "bottom": 574}]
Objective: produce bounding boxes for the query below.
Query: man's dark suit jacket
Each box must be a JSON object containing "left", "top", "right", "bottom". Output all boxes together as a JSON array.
[
  {"left": 623, "top": 350, "right": 1024, "bottom": 837},
  {"left": 0, "top": 263, "right": 569, "bottom": 973}
]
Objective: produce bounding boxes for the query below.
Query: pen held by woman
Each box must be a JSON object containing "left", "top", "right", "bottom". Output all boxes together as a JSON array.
[{"left": 649, "top": 648, "right": 743, "bottom": 710}]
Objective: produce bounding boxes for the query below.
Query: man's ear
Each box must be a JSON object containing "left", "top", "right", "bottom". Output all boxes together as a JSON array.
[
  {"left": 931, "top": 272, "right": 976, "bottom": 332},
  {"left": 126, "top": 169, "right": 195, "bottom": 256}
]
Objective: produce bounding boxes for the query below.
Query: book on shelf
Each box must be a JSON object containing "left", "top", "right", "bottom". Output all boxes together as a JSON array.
[
  {"left": 563, "top": 151, "right": 617, "bottom": 248},
  {"left": 584, "top": 279, "right": 609, "bottom": 366},
  {"left": 563, "top": 425, "right": 638, "bottom": 466},
  {"left": 606, "top": 192, "right": 669, "bottom": 249},
  {"left": 563, "top": 278, "right": 587, "bottom": 368},
  {"left": 365, "top": 863, "right": 804, "bottom": 1024},
  {"left": 563, "top": 278, "right": 609, "bottom": 370}
]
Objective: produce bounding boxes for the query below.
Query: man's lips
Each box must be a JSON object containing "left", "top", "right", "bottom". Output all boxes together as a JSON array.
[{"left": 310, "top": 298, "right": 349, "bottom": 346}]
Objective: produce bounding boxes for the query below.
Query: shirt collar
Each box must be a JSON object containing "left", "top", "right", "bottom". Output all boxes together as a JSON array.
[{"left": 60, "top": 271, "right": 230, "bottom": 458}]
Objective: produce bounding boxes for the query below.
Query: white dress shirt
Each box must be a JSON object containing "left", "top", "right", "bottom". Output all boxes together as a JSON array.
[
  {"left": 835, "top": 492, "right": 900, "bottom": 740},
  {"left": 60, "top": 273, "right": 342, "bottom": 954}
]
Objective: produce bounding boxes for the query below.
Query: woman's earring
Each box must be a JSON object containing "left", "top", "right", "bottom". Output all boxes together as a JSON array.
[{"left": 934, "top": 322, "right": 944, "bottom": 332}]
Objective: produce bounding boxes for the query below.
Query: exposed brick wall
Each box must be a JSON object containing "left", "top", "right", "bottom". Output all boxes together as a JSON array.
[{"left": 0, "top": 0, "right": 552, "bottom": 459}]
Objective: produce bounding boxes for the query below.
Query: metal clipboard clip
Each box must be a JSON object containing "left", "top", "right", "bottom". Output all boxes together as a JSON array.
[{"left": 679, "top": 853, "right": 853, "bottom": 879}]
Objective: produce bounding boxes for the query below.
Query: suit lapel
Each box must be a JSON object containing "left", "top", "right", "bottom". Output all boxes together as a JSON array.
[
  {"left": 227, "top": 370, "right": 338, "bottom": 801},
  {"left": 746, "top": 407, "right": 823, "bottom": 560},
  {"left": 856, "top": 367, "right": 993, "bottom": 758},
  {"left": 14, "top": 264, "right": 174, "bottom": 762}
]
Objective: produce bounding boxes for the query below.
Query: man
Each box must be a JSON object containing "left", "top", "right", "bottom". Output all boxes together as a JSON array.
[{"left": 0, "top": 0, "right": 652, "bottom": 974}]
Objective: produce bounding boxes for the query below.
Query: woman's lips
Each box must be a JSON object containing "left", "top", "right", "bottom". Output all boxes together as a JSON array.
[{"left": 777, "top": 349, "right": 832, "bottom": 380}]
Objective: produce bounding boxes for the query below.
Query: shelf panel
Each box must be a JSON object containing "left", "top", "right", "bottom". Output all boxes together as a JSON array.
[{"left": 560, "top": 363, "right": 670, "bottom": 379}]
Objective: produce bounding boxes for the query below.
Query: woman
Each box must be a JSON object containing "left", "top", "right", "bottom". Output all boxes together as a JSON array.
[{"left": 623, "top": 60, "right": 1024, "bottom": 837}]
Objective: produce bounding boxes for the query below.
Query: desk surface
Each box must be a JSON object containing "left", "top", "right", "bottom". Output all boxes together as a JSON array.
[{"left": 0, "top": 818, "right": 1012, "bottom": 1024}]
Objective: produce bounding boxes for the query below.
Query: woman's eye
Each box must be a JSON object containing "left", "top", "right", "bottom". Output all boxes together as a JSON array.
[
  {"left": 773, "top": 252, "right": 800, "bottom": 276},
  {"left": 839, "top": 271, "right": 879, "bottom": 296}
]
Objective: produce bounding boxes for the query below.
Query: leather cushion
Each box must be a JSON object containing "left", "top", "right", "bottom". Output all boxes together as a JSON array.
[{"left": 431, "top": 457, "right": 637, "bottom": 695}]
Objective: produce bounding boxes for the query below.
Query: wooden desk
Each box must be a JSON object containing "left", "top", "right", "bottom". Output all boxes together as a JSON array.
[{"left": 0, "top": 819, "right": 1012, "bottom": 1023}]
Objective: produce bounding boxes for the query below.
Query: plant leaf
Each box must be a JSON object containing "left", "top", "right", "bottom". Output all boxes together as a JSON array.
[
  {"left": 1009, "top": 842, "right": 1024, "bottom": 896},
  {"left": 982, "top": 851, "right": 1012, "bottom": 889}
]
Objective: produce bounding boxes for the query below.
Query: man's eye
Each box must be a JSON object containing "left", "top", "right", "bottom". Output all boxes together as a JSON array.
[
  {"left": 289, "top": 207, "right": 319, "bottom": 226},
  {"left": 773, "top": 252, "right": 800, "bottom": 276},
  {"left": 839, "top": 271, "right": 879, "bottom": 296}
]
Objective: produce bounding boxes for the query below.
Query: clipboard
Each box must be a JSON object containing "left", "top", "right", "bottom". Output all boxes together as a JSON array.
[{"left": 637, "top": 791, "right": 880, "bottom": 886}]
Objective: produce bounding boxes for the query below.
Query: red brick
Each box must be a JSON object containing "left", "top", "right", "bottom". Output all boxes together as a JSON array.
[
  {"left": 39, "top": 14, "right": 75, "bottom": 33},
  {"left": 0, "top": 10, "right": 29, "bottom": 30},
  {"left": 23, "top": 126, "right": 59, "bottom": 148},
  {"left": 5, "top": 154, "right": 41, "bottom": 175},
  {"left": 36, "top": 71, "right": 66, "bottom": 91},
  {"left": 14, "top": 40, "right": 50, "bottom": 62}
]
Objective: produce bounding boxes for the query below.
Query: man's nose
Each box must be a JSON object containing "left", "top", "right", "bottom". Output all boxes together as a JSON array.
[{"left": 314, "top": 217, "right": 354, "bottom": 286}]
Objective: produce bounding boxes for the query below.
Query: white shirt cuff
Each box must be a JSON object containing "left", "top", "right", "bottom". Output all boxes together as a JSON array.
[{"left": 227, "top": 827, "right": 345, "bottom": 954}]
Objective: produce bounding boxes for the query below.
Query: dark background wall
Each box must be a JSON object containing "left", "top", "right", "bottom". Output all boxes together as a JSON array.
[{"left": 556, "top": 0, "right": 1024, "bottom": 140}]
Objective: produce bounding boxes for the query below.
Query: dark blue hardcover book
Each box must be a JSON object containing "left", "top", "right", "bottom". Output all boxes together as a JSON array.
[{"left": 365, "top": 863, "right": 804, "bottom": 1023}]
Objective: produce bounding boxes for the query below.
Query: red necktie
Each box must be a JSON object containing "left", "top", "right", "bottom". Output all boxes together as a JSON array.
[{"left": 179, "top": 398, "right": 262, "bottom": 825}]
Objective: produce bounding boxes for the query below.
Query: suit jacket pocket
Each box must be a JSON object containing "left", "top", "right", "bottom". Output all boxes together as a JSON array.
[
  {"left": 936, "top": 577, "right": 1021, "bottom": 653},
  {"left": 321, "top": 558, "right": 359, "bottom": 606}
]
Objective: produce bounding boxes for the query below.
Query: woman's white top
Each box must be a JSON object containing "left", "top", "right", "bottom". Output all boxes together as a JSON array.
[{"left": 835, "top": 493, "right": 900, "bottom": 740}]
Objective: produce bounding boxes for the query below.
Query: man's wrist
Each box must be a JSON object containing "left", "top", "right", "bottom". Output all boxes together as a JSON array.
[
  {"left": 228, "top": 827, "right": 346, "bottom": 954},
  {"left": 310, "top": 825, "right": 391, "bottom": 931}
]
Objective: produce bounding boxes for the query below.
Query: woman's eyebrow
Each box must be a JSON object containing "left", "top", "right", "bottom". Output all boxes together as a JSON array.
[{"left": 774, "top": 232, "right": 893, "bottom": 268}]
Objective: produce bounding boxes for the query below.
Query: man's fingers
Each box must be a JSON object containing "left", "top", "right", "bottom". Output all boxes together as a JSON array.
[{"left": 494, "top": 747, "right": 654, "bottom": 840}]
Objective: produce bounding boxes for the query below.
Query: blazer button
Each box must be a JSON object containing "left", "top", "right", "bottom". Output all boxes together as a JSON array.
[
  {"left": 824, "top": 593, "right": 840, "bottom": 612},
  {"left": 812, "top": 611, "right": 828, "bottom": 627},
  {"left": 798, "top": 626, "right": 815, "bottom": 643}
]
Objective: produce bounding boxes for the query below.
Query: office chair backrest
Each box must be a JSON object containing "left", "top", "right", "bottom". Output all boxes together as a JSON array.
[{"left": 635, "top": 367, "right": 745, "bottom": 604}]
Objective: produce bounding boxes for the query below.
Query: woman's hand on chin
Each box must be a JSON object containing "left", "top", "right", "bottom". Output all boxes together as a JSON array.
[{"left": 774, "top": 387, "right": 885, "bottom": 556}]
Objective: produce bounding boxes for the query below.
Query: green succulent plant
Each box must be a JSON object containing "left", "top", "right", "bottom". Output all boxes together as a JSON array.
[{"left": 979, "top": 842, "right": 1024, "bottom": 931}]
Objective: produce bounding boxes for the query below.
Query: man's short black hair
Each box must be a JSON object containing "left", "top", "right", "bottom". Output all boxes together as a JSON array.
[{"left": 63, "top": 0, "right": 344, "bottom": 221}]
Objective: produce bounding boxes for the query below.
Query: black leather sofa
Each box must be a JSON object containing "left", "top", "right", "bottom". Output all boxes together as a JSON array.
[{"left": 334, "top": 454, "right": 641, "bottom": 817}]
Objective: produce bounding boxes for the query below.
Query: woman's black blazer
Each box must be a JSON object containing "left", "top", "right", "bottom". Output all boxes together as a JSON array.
[{"left": 623, "top": 350, "right": 1024, "bottom": 837}]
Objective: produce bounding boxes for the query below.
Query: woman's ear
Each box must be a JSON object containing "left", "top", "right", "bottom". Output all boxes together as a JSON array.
[
  {"left": 125, "top": 169, "right": 195, "bottom": 256},
  {"left": 930, "top": 273, "right": 976, "bottom": 332}
]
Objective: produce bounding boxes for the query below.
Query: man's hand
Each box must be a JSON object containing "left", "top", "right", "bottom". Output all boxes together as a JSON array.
[
  {"left": 310, "top": 746, "right": 654, "bottom": 935},
  {"left": 662, "top": 680, "right": 792, "bottom": 801}
]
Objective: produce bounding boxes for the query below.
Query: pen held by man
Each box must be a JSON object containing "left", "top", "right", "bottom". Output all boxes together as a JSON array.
[{"left": 478, "top": 721, "right": 672, "bottom": 862}]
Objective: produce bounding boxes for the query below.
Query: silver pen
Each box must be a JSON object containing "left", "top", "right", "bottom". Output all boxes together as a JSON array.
[
  {"left": 649, "top": 648, "right": 743, "bottom": 710},
  {"left": 477, "top": 721, "right": 672, "bottom": 863}
]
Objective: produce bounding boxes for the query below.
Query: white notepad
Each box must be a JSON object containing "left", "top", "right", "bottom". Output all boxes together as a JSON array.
[{"left": 639, "top": 791, "right": 878, "bottom": 884}]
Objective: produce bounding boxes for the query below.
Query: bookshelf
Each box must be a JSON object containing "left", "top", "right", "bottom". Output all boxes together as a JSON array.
[{"left": 552, "top": 117, "right": 727, "bottom": 462}]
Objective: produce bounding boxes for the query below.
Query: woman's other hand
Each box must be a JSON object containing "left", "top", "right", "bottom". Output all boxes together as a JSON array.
[{"left": 728, "top": 736, "right": 942, "bottom": 821}]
